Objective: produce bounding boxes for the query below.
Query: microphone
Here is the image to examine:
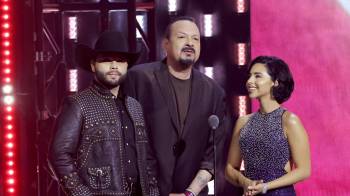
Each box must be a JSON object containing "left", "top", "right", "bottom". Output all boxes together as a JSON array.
[
  {"left": 208, "top": 115, "right": 219, "bottom": 130},
  {"left": 208, "top": 114, "right": 219, "bottom": 196}
]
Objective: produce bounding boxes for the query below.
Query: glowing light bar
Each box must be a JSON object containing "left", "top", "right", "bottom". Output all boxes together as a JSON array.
[
  {"left": 168, "top": 0, "right": 177, "bottom": 12},
  {"left": 68, "top": 16, "right": 77, "bottom": 40},
  {"left": 203, "top": 14, "right": 213, "bottom": 37},
  {"left": 238, "top": 96, "right": 247, "bottom": 116},
  {"left": 235, "top": 0, "right": 248, "bottom": 13},
  {"left": 233, "top": 43, "right": 248, "bottom": 66},
  {"left": 2, "top": 84, "right": 13, "bottom": 93},
  {"left": 204, "top": 67, "right": 214, "bottom": 79},
  {"left": 136, "top": 15, "right": 145, "bottom": 39},
  {"left": 69, "top": 69, "right": 78, "bottom": 92},
  {"left": 4, "top": 95, "right": 14, "bottom": 105},
  {"left": 1, "top": 0, "right": 17, "bottom": 194}
]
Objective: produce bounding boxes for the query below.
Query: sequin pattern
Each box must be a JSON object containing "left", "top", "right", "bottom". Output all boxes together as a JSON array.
[{"left": 239, "top": 107, "right": 296, "bottom": 195}]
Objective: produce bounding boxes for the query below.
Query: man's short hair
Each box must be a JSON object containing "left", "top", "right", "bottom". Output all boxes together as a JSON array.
[{"left": 164, "top": 16, "right": 197, "bottom": 39}]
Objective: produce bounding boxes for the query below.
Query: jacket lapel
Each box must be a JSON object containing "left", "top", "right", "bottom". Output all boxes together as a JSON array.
[
  {"left": 154, "top": 62, "right": 181, "bottom": 133},
  {"left": 182, "top": 69, "right": 203, "bottom": 135}
]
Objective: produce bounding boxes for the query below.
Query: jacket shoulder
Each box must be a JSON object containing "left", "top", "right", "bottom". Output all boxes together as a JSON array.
[
  {"left": 194, "top": 69, "right": 225, "bottom": 96},
  {"left": 129, "top": 61, "right": 162, "bottom": 74}
]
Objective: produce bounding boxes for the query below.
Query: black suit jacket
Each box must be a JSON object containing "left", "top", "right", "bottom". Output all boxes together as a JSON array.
[{"left": 124, "top": 60, "right": 228, "bottom": 196}]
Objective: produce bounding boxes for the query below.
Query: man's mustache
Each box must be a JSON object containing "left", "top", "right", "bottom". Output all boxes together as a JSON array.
[
  {"left": 106, "top": 70, "right": 122, "bottom": 76},
  {"left": 181, "top": 47, "right": 195, "bottom": 53}
]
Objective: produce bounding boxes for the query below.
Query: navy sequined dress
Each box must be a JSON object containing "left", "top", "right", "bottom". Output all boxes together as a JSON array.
[{"left": 239, "top": 107, "right": 296, "bottom": 195}]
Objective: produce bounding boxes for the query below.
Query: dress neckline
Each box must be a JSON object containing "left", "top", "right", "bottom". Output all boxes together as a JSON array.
[{"left": 257, "top": 107, "right": 282, "bottom": 116}]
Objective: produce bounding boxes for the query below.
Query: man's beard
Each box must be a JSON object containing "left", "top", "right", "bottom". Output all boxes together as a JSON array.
[
  {"left": 95, "top": 70, "right": 125, "bottom": 89},
  {"left": 178, "top": 46, "right": 196, "bottom": 69},
  {"left": 179, "top": 57, "right": 195, "bottom": 69}
]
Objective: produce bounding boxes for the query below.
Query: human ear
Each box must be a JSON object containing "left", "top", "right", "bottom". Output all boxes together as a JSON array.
[{"left": 90, "top": 62, "right": 96, "bottom": 72}]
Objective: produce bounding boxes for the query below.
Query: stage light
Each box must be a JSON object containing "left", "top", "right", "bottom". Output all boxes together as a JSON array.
[
  {"left": 4, "top": 95, "right": 14, "bottom": 105},
  {"left": 136, "top": 15, "right": 145, "bottom": 39},
  {"left": 2, "top": 5, "right": 9, "bottom": 11},
  {"left": 233, "top": 43, "right": 248, "bottom": 66},
  {"left": 69, "top": 69, "right": 78, "bottom": 92},
  {"left": 68, "top": 16, "right": 77, "bottom": 40},
  {"left": 204, "top": 67, "right": 214, "bottom": 79},
  {"left": 8, "top": 169, "right": 14, "bottom": 175},
  {"left": 4, "top": 68, "right": 11, "bottom": 73},
  {"left": 238, "top": 96, "right": 248, "bottom": 116},
  {"left": 168, "top": 0, "right": 177, "bottom": 12},
  {"left": 6, "top": 115, "right": 13, "bottom": 121},
  {"left": 7, "top": 178, "right": 14, "bottom": 184},
  {"left": 3, "top": 32, "right": 10, "bottom": 37},
  {"left": 4, "top": 58, "right": 10, "bottom": 64},
  {"left": 6, "top": 142, "right": 14, "bottom": 148},
  {"left": 203, "top": 14, "right": 213, "bottom": 37},
  {"left": 235, "top": 0, "right": 248, "bottom": 13},
  {"left": 4, "top": 40, "right": 10, "bottom": 46},
  {"left": 2, "top": 84, "right": 13, "bottom": 94},
  {"left": 2, "top": 0, "right": 17, "bottom": 194},
  {"left": 7, "top": 151, "right": 13, "bottom": 157},
  {"left": 4, "top": 77, "right": 11, "bottom": 82},
  {"left": 6, "top": 133, "right": 14, "bottom": 139},
  {"left": 3, "top": 23, "right": 9, "bottom": 29},
  {"left": 6, "top": 106, "right": 12, "bottom": 112},
  {"left": 6, "top": 124, "right": 13, "bottom": 130}
]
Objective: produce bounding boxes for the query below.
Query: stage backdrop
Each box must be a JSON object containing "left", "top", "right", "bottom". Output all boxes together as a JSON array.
[{"left": 251, "top": 0, "right": 350, "bottom": 195}]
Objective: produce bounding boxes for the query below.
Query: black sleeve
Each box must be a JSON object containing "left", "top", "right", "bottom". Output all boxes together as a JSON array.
[{"left": 49, "top": 97, "right": 92, "bottom": 195}]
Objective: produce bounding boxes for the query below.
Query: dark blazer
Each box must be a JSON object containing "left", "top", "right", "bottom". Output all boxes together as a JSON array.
[{"left": 124, "top": 60, "right": 228, "bottom": 196}]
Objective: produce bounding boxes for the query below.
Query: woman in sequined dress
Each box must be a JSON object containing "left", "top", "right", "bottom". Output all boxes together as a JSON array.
[{"left": 225, "top": 56, "right": 311, "bottom": 195}]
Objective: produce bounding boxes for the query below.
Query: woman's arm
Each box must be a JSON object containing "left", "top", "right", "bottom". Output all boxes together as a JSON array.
[
  {"left": 249, "top": 111, "right": 311, "bottom": 195},
  {"left": 225, "top": 115, "right": 256, "bottom": 192}
]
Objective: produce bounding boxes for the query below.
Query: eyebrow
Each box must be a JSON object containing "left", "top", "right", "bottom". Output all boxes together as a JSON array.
[{"left": 176, "top": 32, "right": 199, "bottom": 37}]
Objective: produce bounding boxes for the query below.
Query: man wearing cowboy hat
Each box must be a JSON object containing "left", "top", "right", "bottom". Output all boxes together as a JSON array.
[{"left": 49, "top": 31, "right": 159, "bottom": 196}]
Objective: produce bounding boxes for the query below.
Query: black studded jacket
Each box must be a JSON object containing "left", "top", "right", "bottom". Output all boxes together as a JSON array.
[{"left": 49, "top": 81, "right": 159, "bottom": 196}]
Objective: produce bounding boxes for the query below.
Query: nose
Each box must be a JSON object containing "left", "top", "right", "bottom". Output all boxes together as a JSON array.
[
  {"left": 110, "top": 61, "right": 118, "bottom": 69},
  {"left": 185, "top": 37, "right": 194, "bottom": 47},
  {"left": 246, "top": 75, "right": 254, "bottom": 85}
]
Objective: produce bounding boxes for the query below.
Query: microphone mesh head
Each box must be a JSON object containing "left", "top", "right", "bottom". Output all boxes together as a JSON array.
[{"left": 208, "top": 115, "right": 219, "bottom": 129}]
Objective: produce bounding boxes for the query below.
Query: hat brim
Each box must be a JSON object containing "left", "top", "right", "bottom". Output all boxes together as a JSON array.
[{"left": 75, "top": 44, "right": 140, "bottom": 72}]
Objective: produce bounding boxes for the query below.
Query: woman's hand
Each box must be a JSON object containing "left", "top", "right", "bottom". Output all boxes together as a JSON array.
[{"left": 243, "top": 180, "right": 263, "bottom": 196}]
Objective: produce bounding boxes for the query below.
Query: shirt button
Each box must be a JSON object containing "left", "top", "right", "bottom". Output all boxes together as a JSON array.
[
  {"left": 128, "top": 160, "right": 131, "bottom": 163},
  {"left": 125, "top": 126, "right": 128, "bottom": 129},
  {"left": 126, "top": 143, "right": 129, "bottom": 146}
]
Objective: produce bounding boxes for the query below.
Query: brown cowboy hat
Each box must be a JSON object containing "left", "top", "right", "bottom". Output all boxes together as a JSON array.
[{"left": 75, "top": 31, "right": 140, "bottom": 72}]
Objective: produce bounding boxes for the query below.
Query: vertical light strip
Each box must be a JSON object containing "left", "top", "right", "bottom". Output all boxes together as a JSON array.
[
  {"left": 168, "top": 0, "right": 177, "bottom": 12},
  {"left": 203, "top": 66, "right": 214, "bottom": 79},
  {"left": 69, "top": 69, "right": 78, "bottom": 92},
  {"left": 237, "top": 43, "right": 247, "bottom": 66},
  {"left": 233, "top": 43, "right": 248, "bottom": 66},
  {"left": 235, "top": 0, "right": 248, "bottom": 13},
  {"left": 68, "top": 16, "right": 77, "bottom": 40},
  {"left": 238, "top": 95, "right": 247, "bottom": 117},
  {"left": 203, "top": 14, "right": 213, "bottom": 37},
  {"left": 1, "top": 0, "right": 17, "bottom": 194},
  {"left": 136, "top": 15, "right": 145, "bottom": 39}
]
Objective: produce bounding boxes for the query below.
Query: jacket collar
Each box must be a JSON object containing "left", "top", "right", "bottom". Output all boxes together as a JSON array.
[{"left": 91, "top": 79, "right": 125, "bottom": 99}]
